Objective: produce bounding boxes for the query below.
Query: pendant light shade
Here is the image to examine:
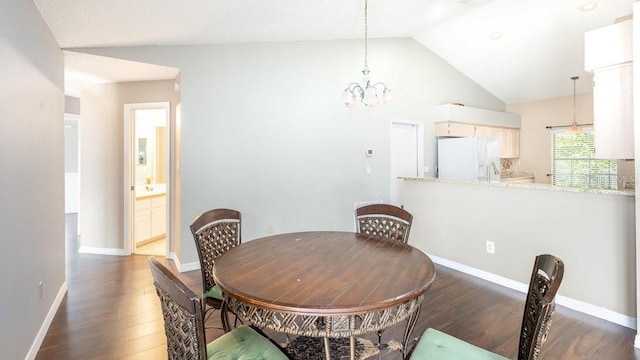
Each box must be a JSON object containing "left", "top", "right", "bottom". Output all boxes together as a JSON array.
[{"left": 567, "top": 76, "right": 582, "bottom": 134}]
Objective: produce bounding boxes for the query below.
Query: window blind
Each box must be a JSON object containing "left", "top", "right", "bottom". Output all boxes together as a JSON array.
[{"left": 552, "top": 129, "right": 617, "bottom": 189}]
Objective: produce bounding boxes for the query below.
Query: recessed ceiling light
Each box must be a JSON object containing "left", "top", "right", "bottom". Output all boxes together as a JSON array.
[
  {"left": 579, "top": 1, "right": 598, "bottom": 12},
  {"left": 489, "top": 31, "right": 502, "bottom": 40}
]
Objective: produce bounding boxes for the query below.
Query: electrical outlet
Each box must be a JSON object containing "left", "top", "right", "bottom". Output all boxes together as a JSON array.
[
  {"left": 38, "top": 281, "right": 43, "bottom": 299},
  {"left": 486, "top": 241, "right": 495, "bottom": 254},
  {"left": 268, "top": 224, "right": 274, "bottom": 233}
]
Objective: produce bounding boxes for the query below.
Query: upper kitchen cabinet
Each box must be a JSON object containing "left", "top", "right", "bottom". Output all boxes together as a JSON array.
[
  {"left": 431, "top": 104, "right": 521, "bottom": 129},
  {"left": 432, "top": 104, "right": 521, "bottom": 158},
  {"left": 585, "top": 18, "right": 634, "bottom": 160},
  {"left": 434, "top": 121, "right": 476, "bottom": 137},
  {"left": 498, "top": 127, "right": 520, "bottom": 159}
]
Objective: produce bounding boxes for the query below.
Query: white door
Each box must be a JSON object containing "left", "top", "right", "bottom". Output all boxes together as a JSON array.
[{"left": 390, "top": 121, "right": 422, "bottom": 206}]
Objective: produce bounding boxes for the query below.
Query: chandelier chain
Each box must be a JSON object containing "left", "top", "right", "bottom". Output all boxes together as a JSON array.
[
  {"left": 364, "top": 0, "right": 368, "bottom": 71},
  {"left": 572, "top": 76, "right": 578, "bottom": 124}
]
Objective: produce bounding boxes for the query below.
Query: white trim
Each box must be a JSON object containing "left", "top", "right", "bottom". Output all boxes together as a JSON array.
[
  {"left": 124, "top": 102, "right": 172, "bottom": 258},
  {"left": 78, "top": 246, "right": 128, "bottom": 256},
  {"left": 171, "top": 253, "right": 200, "bottom": 273},
  {"left": 556, "top": 294, "right": 637, "bottom": 330},
  {"left": 25, "top": 282, "right": 68, "bottom": 360},
  {"left": 635, "top": 334, "right": 640, "bottom": 349},
  {"left": 390, "top": 119, "right": 424, "bottom": 206},
  {"left": 429, "top": 254, "right": 637, "bottom": 330}
]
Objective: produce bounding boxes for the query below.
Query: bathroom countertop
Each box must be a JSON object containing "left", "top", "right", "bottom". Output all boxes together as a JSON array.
[{"left": 135, "top": 184, "right": 166, "bottom": 200}]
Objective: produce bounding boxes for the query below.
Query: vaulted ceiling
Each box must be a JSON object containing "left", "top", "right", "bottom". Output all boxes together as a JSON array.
[{"left": 34, "top": 0, "right": 634, "bottom": 103}]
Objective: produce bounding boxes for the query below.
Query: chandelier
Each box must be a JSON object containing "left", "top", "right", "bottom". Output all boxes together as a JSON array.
[{"left": 340, "top": 0, "right": 392, "bottom": 108}]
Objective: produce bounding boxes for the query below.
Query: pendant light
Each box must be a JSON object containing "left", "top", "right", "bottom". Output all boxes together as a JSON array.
[
  {"left": 567, "top": 76, "right": 582, "bottom": 134},
  {"left": 340, "top": 0, "right": 391, "bottom": 108}
]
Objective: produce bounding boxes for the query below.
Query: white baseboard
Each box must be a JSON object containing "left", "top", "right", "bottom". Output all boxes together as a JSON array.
[
  {"left": 171, "top": 253, "right": 200, "bottom": 272},
  {"left": 78, "top": 246, "right": 128, "bottom": 256},
  {"left": 25, "top": 281, "right": 68, "bottom": 360},
  {"left": 429, "top": 254, "right": 637, "bottom": 330}
]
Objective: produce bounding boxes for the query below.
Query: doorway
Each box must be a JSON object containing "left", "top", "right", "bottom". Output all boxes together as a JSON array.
[
  {"left": 389, "top": 121, "right": 424, "bottom": 206},
  {"left": 124, "top": 102, "right": 171, "bottom": 257},
  {"left": 64, "top": 113, "right": 80, "bottom": 254}
]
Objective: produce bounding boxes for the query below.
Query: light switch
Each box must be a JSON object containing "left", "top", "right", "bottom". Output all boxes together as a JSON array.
[{"left": 366, "top": 166, "right": 371, "bottom": 175}]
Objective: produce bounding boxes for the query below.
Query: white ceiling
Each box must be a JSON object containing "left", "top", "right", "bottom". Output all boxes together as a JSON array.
[{"left": 34, "top": 0, "right": 634, "bottom": 103}]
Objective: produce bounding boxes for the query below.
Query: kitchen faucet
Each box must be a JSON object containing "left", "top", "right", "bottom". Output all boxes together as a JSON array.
[{"left": 487, "top": 162, "right": 500, "bottom": 181}]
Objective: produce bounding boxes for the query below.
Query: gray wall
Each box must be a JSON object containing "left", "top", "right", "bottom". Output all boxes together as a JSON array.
[
  {"left": 0, "top": 0, "right": 65, "bottom": 358},
  {"left": 80, "top": 80, "right": 179, "bottom": 250},
  {"left": 65, "top": 95, "right": 80, "bottom": 115},
  {"left": 403, "top": 180, "right": 636, "bottom": 320},
  {"left": 74, "top": 39, "right": 505, "bottom": 265}
]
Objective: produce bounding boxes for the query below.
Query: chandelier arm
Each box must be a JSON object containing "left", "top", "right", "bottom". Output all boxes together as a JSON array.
[
  {"left": 345, "top": 82, "right": 362, "bottom": 90},
  {"left": 345, "top": 83, "right": 364, "bottom": 98},
  {"left": 371, "top": 82, "right": 389, "bottom": 89}
]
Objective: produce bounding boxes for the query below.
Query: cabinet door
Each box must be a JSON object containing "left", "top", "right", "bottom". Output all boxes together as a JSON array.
[
  {"left": 475, "top": 125, "right": 499, "bottom": 138},
  {"left": 435, "top": 122, "right": 475, "bottom": 137},
  {"left": 450, "top": 123, "right": 476, "bottom": 137},
  {"left": 510, "top": 129, "right": 520, "bottom": 158},
  {"left": 593, "top": 65, "right": 634, "bottom": 159},
  {"left": 434, "top": 122, "right": 450, "bottom": 136},
  {"left": 151, "top": 196, "right": 166, "bottom": 238},
  {"left": 135, "top": 199, "right": 151, "bottom": 243},
  {"left": 498, "top": 128, "right": 519, "bottom": 158}
]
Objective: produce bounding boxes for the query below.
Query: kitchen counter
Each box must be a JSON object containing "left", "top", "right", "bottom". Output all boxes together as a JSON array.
[
  {"left": 399, "top": 176, "right": 634, "bottom": 196},
  {"left": 499, "top": 172, "right": 534, "bottom": 183},
  {"left": 400, "top": 175, "right": 636, "bottom": 327}
]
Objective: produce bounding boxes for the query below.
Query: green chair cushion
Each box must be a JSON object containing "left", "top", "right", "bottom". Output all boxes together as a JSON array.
[
  {"left": 203, "top": 285, "right": 223, "bottom": 301},
  {"left": 206, "top": 325, "right": 289, "bottom": 360},
  {"left": 411, "top": 328, "right": 508, "bottom": 360}
]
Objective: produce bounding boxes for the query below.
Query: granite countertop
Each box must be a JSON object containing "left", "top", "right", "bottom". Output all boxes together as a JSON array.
[
  {"left": 400, "top": 176, "right": 634, "bottom": 197},
  {"left": 499, "top": 171, "right": 534, "bottom": 180}
]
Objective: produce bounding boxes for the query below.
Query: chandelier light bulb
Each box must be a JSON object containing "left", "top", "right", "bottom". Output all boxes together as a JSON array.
[{"left": 383, "top": 89, "right": 393, "bottom": 104}]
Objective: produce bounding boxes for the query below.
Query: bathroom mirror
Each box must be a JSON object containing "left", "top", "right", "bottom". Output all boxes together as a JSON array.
[{"left": 138, "top": 138, "right": 147, "bottom": 165}]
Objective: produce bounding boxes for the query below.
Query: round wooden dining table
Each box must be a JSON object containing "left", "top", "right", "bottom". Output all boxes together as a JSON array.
[{"left": 212, "top": 231, "right": 436, "bottom": 360}]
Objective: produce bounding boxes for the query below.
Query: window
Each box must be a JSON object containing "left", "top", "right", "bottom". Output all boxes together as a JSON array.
[{"left": 552, "top": 128, "right": 617, "bottom": 189}]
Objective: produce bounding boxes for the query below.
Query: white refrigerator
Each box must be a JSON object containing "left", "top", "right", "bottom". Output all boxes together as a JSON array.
[{"left": 437, "top": 137, "right": 501, "bottom": 182}]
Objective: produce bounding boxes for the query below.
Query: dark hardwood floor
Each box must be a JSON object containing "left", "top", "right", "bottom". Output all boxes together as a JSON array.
[{"left": 36, "top": 214, "right": 640, "bottom": 359}]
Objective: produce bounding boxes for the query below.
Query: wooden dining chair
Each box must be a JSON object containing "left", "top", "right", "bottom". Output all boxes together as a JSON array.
[
  {"left": 355, "top": 203, "right": 414, "bottom": 351},
  {"left": 409, "top": 254, "right": 564, "bottom": 360},
  {"left": 189, "top": 208, "right": 241, "bottom": 332},
  {"left": 147, "top": 256, "right": 289, "bottom": 360},
  {"left": 355, "top": 203, "right": 413, "bottom": 243}
]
